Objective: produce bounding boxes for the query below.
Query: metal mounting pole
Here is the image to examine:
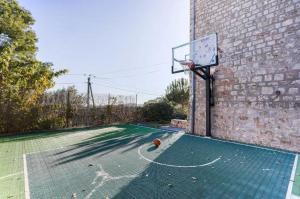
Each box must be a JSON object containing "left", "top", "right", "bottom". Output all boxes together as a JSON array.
[
  {"left": 191, "top": 65, "right": 213, "bottom": 137},
  {"left": 191, "top": 0, "right": 197, "bottom": 134},
  {"left": 205, "top": 67, "right": 211, "bottom": 137}
]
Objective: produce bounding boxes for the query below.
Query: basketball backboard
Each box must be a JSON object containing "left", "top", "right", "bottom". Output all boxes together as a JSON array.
[{"left": 172, "top": 33, "right": 218, "bottom": 74}]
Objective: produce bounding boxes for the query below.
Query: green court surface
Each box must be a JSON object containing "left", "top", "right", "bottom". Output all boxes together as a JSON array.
[
  {"left": 0, "top": 124, "right": 299, "bottom": 199},
  {"left": 293, "top": 157, "right": 300, "bottom": 196}
]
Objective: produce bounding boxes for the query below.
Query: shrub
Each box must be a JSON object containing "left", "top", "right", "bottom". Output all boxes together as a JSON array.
[
  {"left": 165, "top": 78, "right": 189, "bottom": 115},
  {"left": 172, "top": 112, "right": 187, "bottom": 120},
  {"left": 141, "top": 101, "right": 174, "bottom": 122}
]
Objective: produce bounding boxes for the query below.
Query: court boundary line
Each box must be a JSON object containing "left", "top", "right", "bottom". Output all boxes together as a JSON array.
[
  {"left": 131, "top": 124, "right": 295, "bottom": 155},
  {"left": 138, "top": 145, "right": 221, "bottom": 168},
  {"left": 23, "top": 154, "right": 30, "bottom": 199},
  {"left": 191, "top": 134, "right": 295, "bottom": 155},
  {"left": 286, "top": 154, "right": 298, "bottom": 199}
]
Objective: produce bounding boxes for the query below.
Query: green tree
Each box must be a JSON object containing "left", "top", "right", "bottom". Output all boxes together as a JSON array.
[
  {"left": 0, "top": 0, "right": 66, "bottom": 133},
  {"left": 165, "top": 78, "right": 189, "bottom": 115},
  {"left": 37, "top": 86, "right": 85, "bottom": 129},
  {"left": 105, "top": 95, "right": 117, "bottom": 124}
]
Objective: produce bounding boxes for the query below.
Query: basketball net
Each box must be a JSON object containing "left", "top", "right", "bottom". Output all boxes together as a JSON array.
[{"left": 178, "top": 60, "right": 196, "bottom": 75}]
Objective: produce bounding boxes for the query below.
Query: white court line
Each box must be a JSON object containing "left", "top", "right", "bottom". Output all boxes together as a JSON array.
[
  {"left": 23, "top": 154, "right": 30, "bottom": 199},
  {"left": 286, "top": 154, "right": 298, "bottom": 199},
  {"left": 85, "top": 164, "right": 138, "bottom": 199},
  {"left": 131, "top": 124, "right": 295, "bottom": 155},
  {"left": 190, "top": 134, "right": 295, "bottom": 155},
  {"left": 138, "top": 145, "right": 221, "bottom": 168},
  {"left": 0, "top": 172, "right": 23, "bottom": 180}
]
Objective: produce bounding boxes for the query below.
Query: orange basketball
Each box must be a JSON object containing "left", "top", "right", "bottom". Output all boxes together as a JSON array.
[{"left": 152, "top": 139, "right": 161, "bottom": 147}]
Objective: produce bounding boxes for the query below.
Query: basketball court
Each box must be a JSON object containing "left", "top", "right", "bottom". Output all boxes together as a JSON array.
[{"left": 0, "top": 124, "right": 298, "bottom": 199}]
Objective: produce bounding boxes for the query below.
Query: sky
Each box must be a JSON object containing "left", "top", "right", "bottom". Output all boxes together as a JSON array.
[{"left": 18, "top": 0, "right": 189, "bottom": 104}]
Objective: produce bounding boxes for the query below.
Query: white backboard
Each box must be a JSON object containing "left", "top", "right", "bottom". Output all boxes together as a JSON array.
[{"left": 172, "top": 33, "right": 218, "bottom": 73}]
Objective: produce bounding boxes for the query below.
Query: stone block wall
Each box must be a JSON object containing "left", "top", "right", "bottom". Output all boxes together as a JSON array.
[
  {"left": 190, "top": 0, "right": 300, "bottom": 151},
  {"left": 170, "top": 119, "right": 188, "bottom": 129}
]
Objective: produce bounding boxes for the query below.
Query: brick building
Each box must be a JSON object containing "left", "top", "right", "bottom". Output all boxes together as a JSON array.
[{"left": 189, "top": 0, "right": 300, "bottom": 151}]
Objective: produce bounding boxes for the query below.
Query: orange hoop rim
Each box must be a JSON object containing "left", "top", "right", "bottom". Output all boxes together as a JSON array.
[{"left": 177, "top": 60, "right": 196, "bottom": 71}]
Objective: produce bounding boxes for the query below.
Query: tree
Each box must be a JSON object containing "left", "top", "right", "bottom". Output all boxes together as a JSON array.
[
  {"left": 105, "top": 95, "right": 117, "bottom": 124},
  {"left": 37, "top": 86, "right": 85, "bottom": 129},
  {"left": 0, "top": 0, "right": 66, "bottom": 133},
  {"left": 165, "top": 78, "right": 189, "bottom": 115}
]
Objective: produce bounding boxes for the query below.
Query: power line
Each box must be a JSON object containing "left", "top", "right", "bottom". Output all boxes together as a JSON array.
[
  {"left": 92, "top": 82, "right": 162, "bottom": 97},
  {"left": 92, "top": 78, "right": 163, "bottom": 96},
  {"left": 63, "top": 73, "right": 87, "bottom": 76},
  {"left": 62, "top": 61, "right": 168, "bottom": 79},
  {"left": 54, "top": 82, "right": 162, "bottom": 97},
  {"left": 93, "top": 69, "right": 162, "bottom": 80},
  {"left": 64, "top": 74, "right": 111, "bottom": 79},
  {"left": 64, "top": 69, "right": 163, "bottom": 80},
  {"left": 55, "top": 82, "right": 83, "bottom": 85},
  {"left": 99, "top": 62, "right": 168, "bottom": 76}
]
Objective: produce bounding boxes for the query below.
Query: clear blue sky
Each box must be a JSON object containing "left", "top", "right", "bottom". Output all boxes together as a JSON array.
[{"left": 18, "top": 0, "right": 189, "bottom": 104}]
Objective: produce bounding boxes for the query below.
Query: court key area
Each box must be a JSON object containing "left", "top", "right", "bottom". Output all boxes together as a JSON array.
[{"left": 0, "top": 124, "right": 299, "bottom": 199}]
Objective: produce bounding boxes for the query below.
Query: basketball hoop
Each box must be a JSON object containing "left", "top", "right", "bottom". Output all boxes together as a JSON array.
[
  {"left": 171, "top": 33, "right": 219, "bottom": 138},
  {"left": 175, "top": 59, "right": 196, "bottom": 75},
  {"left": 171, "top": 33, "right": 218, "bottom": 74}
]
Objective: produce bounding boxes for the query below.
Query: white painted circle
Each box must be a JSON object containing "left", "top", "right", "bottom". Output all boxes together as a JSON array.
[{"left": 138, "top": 145, "right": 221, "bottom": 168}]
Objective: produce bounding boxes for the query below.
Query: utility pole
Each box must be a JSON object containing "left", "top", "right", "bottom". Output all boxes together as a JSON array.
[
  {"left": 135, "top": 94, "right": 138, "bottom": 108},
  {"left": 86, "top": 76, "right": 91, "bottom": 126},
  {"left": 90, "top": 81, "right": 95, "bottom": 108}
]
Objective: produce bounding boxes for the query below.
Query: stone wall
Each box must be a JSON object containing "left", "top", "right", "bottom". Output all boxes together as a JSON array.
[
  {"left": 190, "top": 0, "right": 300, "bottom": 152},
  {"left": 170, "top": 119, "right": 188, "bottom": 129}
]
